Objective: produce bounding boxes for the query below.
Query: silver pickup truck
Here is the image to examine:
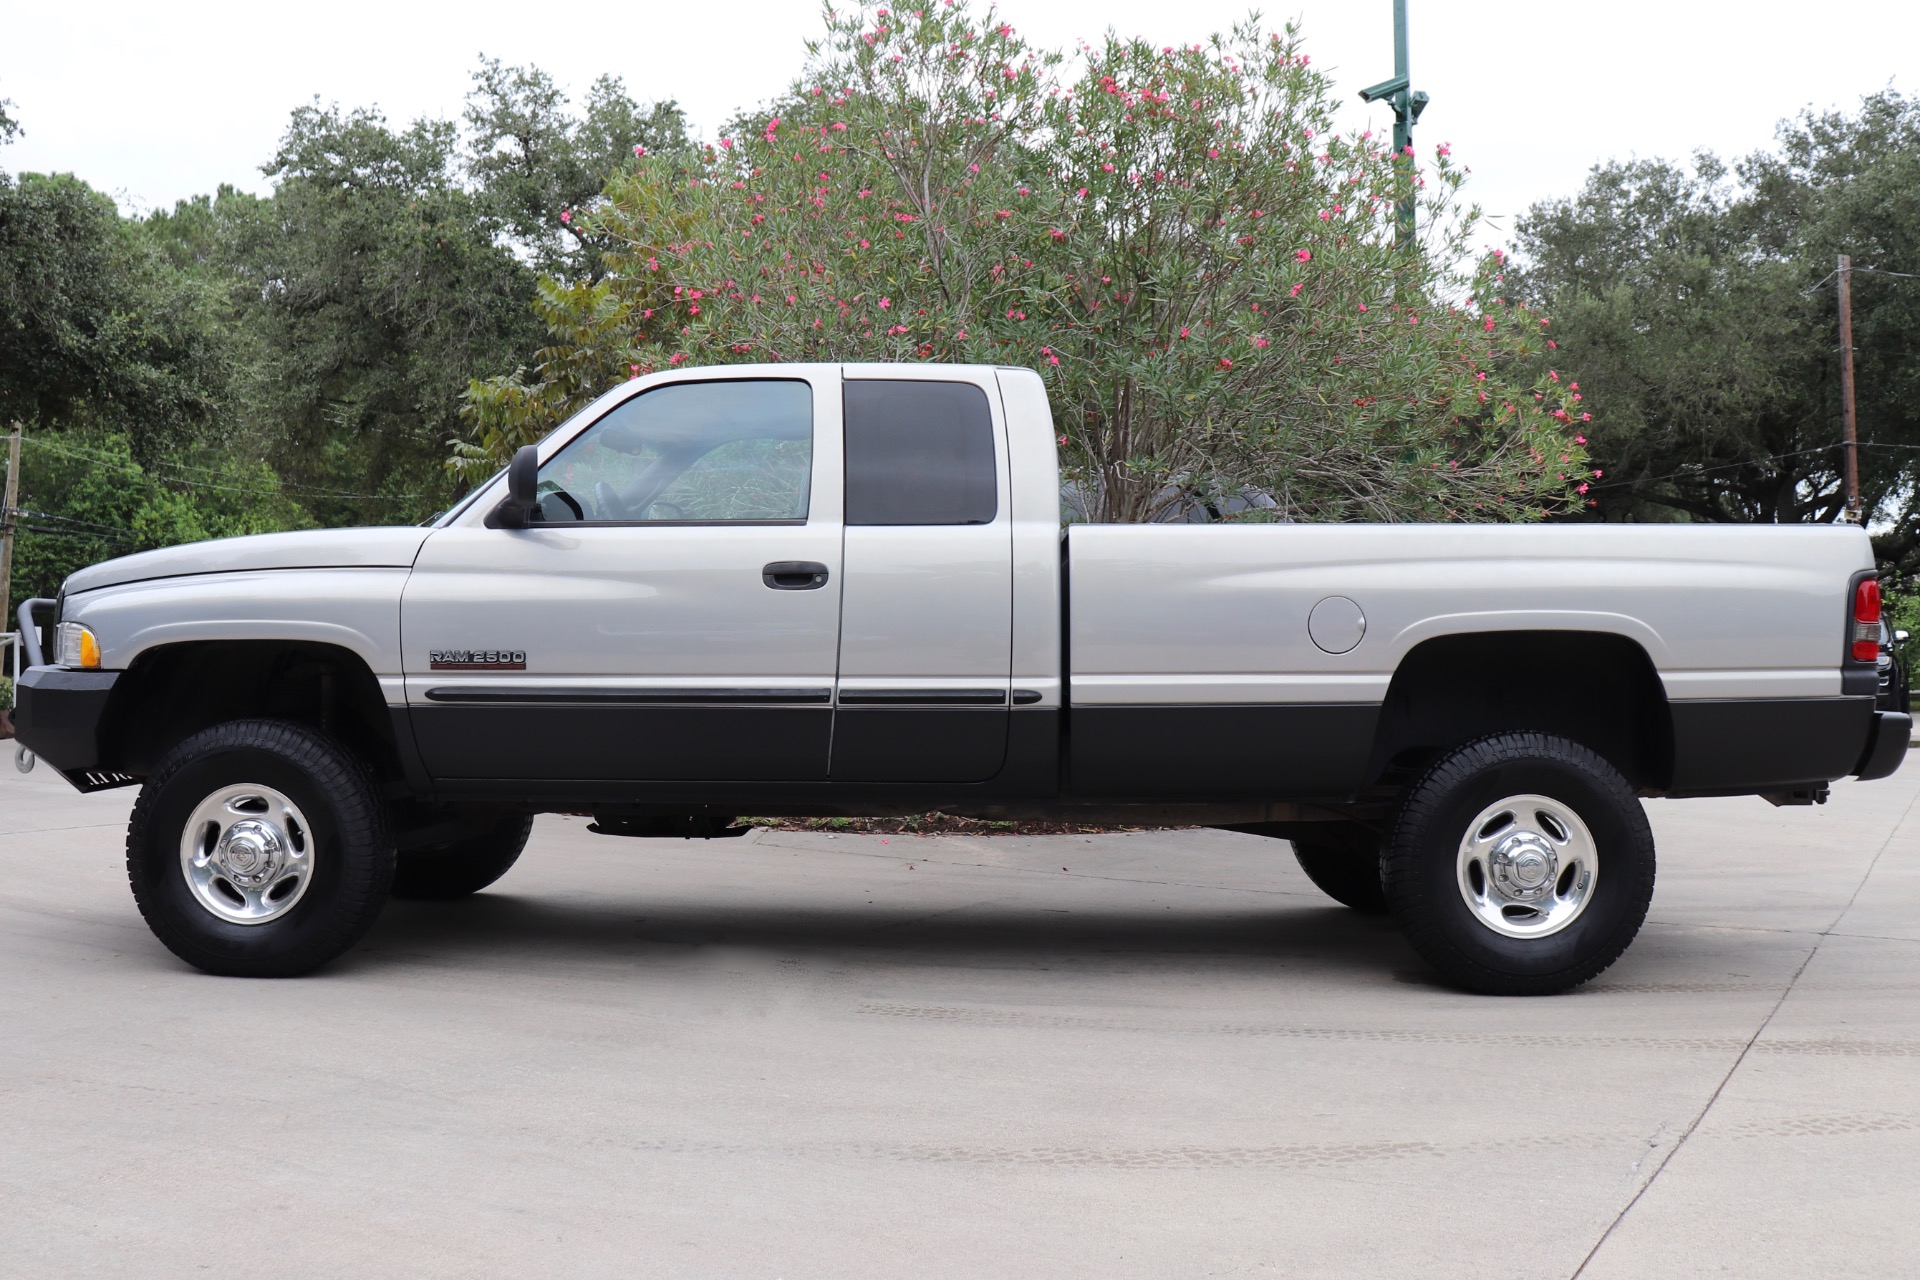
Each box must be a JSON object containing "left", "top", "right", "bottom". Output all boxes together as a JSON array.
[{"left": 12, "top": 363, "right": 1908, "bottom": 992}]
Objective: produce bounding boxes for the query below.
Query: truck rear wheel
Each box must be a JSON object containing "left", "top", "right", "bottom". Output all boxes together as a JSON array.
[
  {"left": 392, "top": 814, "right": 534, "bottom": 900},
  {"left": 126, "top": 719, "right": 394, "bottom": 977},
  {"left": 1382, "top": 732, "right": 1655, "bottom": 996},
  {"left": 1290, "top": 825, "right": 1387, "bottom": 914}
]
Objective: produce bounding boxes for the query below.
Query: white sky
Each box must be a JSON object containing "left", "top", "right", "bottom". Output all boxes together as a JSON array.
[{"left": 2, "top": 0, "right": 1914, "bottom": 252}]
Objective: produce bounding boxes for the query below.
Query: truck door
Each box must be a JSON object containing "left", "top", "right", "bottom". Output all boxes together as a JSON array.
[
  {"left": 831, "top": 371, "right": 1013, "bottom": 782},
  {"left": 401, "top": 373, "right": 845, "bottom": 782}
]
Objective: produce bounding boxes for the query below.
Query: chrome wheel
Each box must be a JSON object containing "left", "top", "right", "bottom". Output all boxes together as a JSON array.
[
  {"left": 1455, "top": 793, "right": 1598, "bottom": 940},
  {"left": 178, "top": 784, "right": 315, "bottom": 925}
]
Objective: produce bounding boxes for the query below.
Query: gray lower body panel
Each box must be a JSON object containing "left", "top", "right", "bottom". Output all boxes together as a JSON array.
[
  {"left": 1066, "top": 704, "right": 1381, "bottom": 799},
  {"left": 1666, "top": 696, "right": 1876, "bottom": 794}
]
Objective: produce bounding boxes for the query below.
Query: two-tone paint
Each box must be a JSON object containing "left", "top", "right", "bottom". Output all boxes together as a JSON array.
[{"left": 20, "top": 361, "right": 1906, "bottom": 811}]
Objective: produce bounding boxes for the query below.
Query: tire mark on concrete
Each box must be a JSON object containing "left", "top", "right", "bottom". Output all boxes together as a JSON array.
[
  {"left": 1718, "top": 1112, "right": 1918, "bottom": 1139},
  {"left": 856, "top": 1001, "right": 1749, "bottom": 1052},
  {"left": 1749, "top": 1038, "right": 1920, "bottom": 1058}
]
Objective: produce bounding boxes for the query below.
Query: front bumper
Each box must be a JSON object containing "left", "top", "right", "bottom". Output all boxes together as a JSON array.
[
  {"left": 13, "top": 666, "right": 132, "bottom": 792},
  {"left": 1855, "top": 711, "right": 1911, "bottom": 782}
]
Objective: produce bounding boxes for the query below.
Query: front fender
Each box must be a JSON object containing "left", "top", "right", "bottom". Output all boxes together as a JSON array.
[{"left": 60, "top": 568, "right": 409, "bottom": 677}]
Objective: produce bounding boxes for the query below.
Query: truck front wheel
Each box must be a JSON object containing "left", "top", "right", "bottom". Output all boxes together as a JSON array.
[
  {"left": 126, "top": 719, "right": 395, "bottom": 977},
  {"left": 392, "top": 814, "right": 534, "bottom": 900},
  {"left": 1382, "top": 733, "right": 1655, "bottom": 996}
]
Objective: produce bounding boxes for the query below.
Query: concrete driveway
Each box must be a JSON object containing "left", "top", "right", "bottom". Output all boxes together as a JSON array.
[{"left": 2, "top": 759, "right": 1916, "bottom": 1278}]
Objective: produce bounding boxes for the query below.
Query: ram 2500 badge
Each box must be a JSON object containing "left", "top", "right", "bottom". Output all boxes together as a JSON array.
[{"left": 13, "top": 363, "right": 1908, "bottom": 993}]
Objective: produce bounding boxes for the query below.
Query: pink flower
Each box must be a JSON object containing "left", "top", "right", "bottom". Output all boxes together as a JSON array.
[
  {"left": 879, "top": 297, "right": 891, "bottom": 308},
  {"left": 632, "top": 145, "right": 648, "bottom": 158},
  {"left": 1252, "top": 336, "right": 1270, "bottom": 348},
  {"left": 1592, "top": 469, "right": 1604, "bottom": 478},
  {"left": 1289, "top": 283, "right": 1304, "bottom": 297},
  {"left": 1179, "top": 327, "right": 1190, "bottom": 339},
  {"left": 1296, "top": 248, "right": 1311, "bottom": 262},
  {"left": 1577, "top": 482, "right": 1590, "bottom": 494},
  {"left": 1436, "top": 143, "right": 1451, "bottom": 158},
  {"left": 1077, "top": 187, "right": 1089, "bottom": 198},
  {"left": 1358, "top": 303, "right": 1368, "bottom": 313},
  {"left": 559, "top": 209, "right": 572, "bottom": 224},
  {"left": 721, "top": 137, "right": 733, "bottom": 150},
  {"left": 1208, "top": 149, "right": 1220, "bottom": 159},
  {"left": 669, "top": 353, "right": 688, "bottom": 366},
  {"left": 1218, "top": 357, "right": 1233, "bottom": 370},
  {"left": 1050, "top": 228, "right": 1065, "bottom": 241}
]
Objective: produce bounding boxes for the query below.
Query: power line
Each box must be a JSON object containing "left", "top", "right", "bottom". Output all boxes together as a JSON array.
[
  {"left": 1805, "top": 265, "right": 1920, "bottom": 293},
  {"left": 16, "top": 508, "right": 136, "bottom": 536},
  {"left": 16, "top": 435, "right": 424, "bottom": 505},
  {"left": 1585, "top": 445, "right": 1841, "bottom": 493}
]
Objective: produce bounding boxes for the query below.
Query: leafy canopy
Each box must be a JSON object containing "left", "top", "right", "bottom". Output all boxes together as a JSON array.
[
  {"left": 1517, "top": 91, "right": 1920, "bottom": 569},
  {"left": 463, "top": 2, "right": 1589, "bottom": 523}
]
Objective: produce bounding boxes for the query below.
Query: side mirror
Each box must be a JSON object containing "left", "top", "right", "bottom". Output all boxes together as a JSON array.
[
  {"left": 1897, "top": 630, "right": 1911, "bottom": 645},
  {"left": 484, "top": 445, "right": 542, "bottom": 529}
]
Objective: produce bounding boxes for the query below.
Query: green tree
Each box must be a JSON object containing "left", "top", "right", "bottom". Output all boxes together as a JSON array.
[
  {"left": 228, "top": 102, "right": 548, "bottom": 524},
  {"left": 0, "top": 170, "right": 236, "bottom": 455},
  {"left": 1517, "top": 92, "right": 1920, "bottom": 564},
  {"left": 465, "top": 58, "right": 691, "bottom": 280},
  {"left": 464, "top": 2, "right": 1587, "bottom": 523}
]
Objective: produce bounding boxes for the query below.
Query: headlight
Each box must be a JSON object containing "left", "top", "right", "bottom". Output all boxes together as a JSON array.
[{"left": 56, "top": 622, "right": 101, "bottom": 669}]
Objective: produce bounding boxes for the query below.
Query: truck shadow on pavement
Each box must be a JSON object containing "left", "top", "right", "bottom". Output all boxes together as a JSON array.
[{"left": 357, "top": 891, "right": 1420, "bottom": 981}]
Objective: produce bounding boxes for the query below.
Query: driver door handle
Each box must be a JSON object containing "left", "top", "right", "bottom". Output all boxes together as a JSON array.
[{"left": 763, "top": 561, "right": 830, "bottom": 590}]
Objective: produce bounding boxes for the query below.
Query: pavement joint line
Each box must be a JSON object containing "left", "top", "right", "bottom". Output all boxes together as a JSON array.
[{"left": 1569, "top": 782, "right": 1920, "bottom": 1279}]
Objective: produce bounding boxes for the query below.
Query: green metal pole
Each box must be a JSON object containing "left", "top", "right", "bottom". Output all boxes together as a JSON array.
[
  {"left": 1392, "top": 0, "right": 1413, "bottom": 250},
  {"left": 1359, "top": 1, "right": 1427, "bottom": 253}
]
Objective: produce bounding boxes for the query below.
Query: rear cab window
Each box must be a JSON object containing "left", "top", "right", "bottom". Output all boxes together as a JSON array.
[{"left": 843, "top": 380, "right": 998, "bottom": 525}]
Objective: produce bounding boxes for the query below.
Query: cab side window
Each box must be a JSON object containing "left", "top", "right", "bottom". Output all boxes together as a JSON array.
[
  {"left": 843, "top": 380, "right": 997, "bottom": 525},
  {"left": 535, "top": 379, "right": 813, "bottom": 523}
]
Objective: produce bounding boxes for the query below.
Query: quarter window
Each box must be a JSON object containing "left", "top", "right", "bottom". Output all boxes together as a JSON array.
[
  {"left": 535, "top": 379, "right": 813, "bottom": 523},
  {"left": 843, "top": 380, "right": 998, "bottom": 525}
]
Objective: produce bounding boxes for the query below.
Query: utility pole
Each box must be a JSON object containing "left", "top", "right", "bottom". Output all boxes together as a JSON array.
[
  {"left": 0, "top": 423, "right": 19, "bottom": 623},
  {"left": 1358, "top": 0, "right": 1431, "bottom": 251},
  {"left": 1837, "top": 255, "right": 1862, "bottom": 524}
]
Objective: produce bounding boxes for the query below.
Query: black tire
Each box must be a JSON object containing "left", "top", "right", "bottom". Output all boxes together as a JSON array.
[
  {"left": 392, "top": 814, "right": 534, "bottom": 900},
  {"left": 126, "top": 719, "right": 394, "bottom": 977},
  {"left": 1291, "top": 825, "right": 1388, "bottom": 914},
  {"left": 1383, "top": 732, "right": 1655, "bottom": 996}
]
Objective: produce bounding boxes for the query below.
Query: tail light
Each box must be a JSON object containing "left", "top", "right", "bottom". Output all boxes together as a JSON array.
[{"left": 1852, "top": 577, "right": 1882, "bottom": 663}]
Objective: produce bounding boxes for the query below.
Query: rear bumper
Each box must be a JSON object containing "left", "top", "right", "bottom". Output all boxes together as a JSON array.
[
  {"left": 1855, "top": 711, "right": 1911, "bottom": 782},
  {"left": 12, "top": 666, "right": 133, "bottom": 792}
]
